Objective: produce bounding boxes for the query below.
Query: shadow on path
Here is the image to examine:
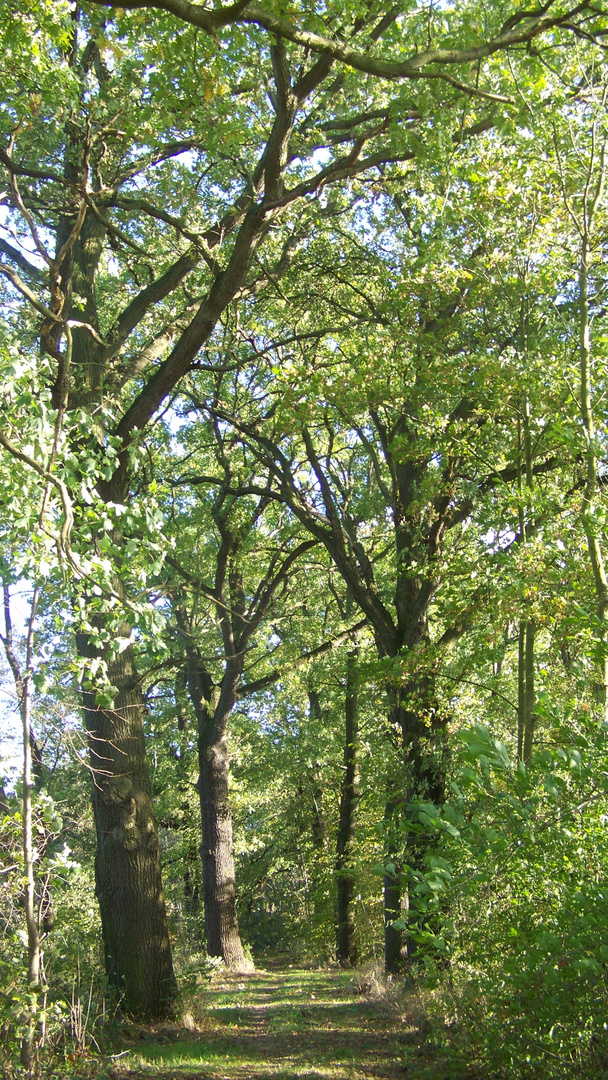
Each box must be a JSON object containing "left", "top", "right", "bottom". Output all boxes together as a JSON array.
[{"left": 112, "top": 968, "right": 436, "bottom": 1080}]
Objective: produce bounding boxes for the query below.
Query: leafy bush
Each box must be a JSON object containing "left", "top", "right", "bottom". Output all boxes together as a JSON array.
[{"left": 426, "top": 723, "right": 608, "bottom": 1078}]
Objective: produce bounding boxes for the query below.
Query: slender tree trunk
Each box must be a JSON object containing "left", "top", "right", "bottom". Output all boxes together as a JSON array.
[
  {"left": 77, "top": 625, "right": 176, "bottom": 1018},
  {"left": 516, "top": 389, "right": 537, "bottom": 762},
  {"left": 517, "top": 620, "right": 536, "bottom": 764},
  {"left": 21, "top": 591, "right": 43, "bottom": 1067},
  {"left": 522, "top": 621, "right": 536, "bottom": 765},
  {"left": 579, "top": 227, "right": 608, "bottom": 718},
  {"left": 307, "top": 691, "right": 327, "bottom": 848},
  {"left": 382, "top": 792, "right": 405, "bottom": 973},
  {"left": 517, "top": 621, "right": 525, "bottom": 761},
  {"left": 182, "top": 639, "right": 251, "bottom": 969},
  {"left": 196, "top": 694, "right": 253, "bottom": 970},
  {"left": 336, "top": 649, "right": 359, "bottom": 966},
  {"left": 305, "top": 689, "right": 330, "bottom": 934},
  {"left": 1, "top": 584, "right": 45, "bottom": 1067}
]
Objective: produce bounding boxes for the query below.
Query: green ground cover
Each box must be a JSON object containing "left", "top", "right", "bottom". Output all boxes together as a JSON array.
[{"left": 111, "top": 968, "right": 453, "bottom": 1080}]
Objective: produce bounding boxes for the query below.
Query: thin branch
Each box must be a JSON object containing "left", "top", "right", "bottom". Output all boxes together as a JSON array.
[{"left": 238, "top": 617, "right": 368, "bottom": 697}]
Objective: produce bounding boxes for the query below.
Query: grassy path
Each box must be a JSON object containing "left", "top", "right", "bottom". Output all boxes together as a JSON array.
[{"left": 111, "top": 967, "right": 449, "bottom": 1080}]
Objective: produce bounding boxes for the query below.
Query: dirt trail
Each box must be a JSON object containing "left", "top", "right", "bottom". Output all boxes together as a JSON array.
[{"left": 111, "top": 967, "right": 444, "bottom": 1080}]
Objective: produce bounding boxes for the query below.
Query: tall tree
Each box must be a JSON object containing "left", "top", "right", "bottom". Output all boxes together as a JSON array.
[
  {"left": 553, "top": 85, "right": 608, "bottom": 719},
  {"left": 159, "top": 379, "right": 366, "bottom": 964},
  {"left": 210, "top": 150, "right": 573, "bottom": 964}
]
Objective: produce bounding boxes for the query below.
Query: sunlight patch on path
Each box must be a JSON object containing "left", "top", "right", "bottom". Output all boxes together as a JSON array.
[{"left": 114, "top": 968, "right": 424, "bottom": 1080}]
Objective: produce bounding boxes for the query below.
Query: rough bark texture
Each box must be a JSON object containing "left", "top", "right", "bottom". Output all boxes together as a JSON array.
[
  {"left": 335, "top": 649, "right": 359, "bottom": 966},
  {"left": 383, "top": 680, "right": 449, "bottom": 971},
  {"left": 184, "top": 643, "right": 253, "bottom": 971},
  {"left": 77, "top": 628, "right": 176, "bottom": 1018},
  {"left": 197, "top": 704, "right": 252, "bottom": 970},
  {"left": 54, "top": 96, "right": 179, "bottom": 1018}
]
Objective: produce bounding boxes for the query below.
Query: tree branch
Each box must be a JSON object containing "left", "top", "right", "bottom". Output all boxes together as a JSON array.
[
  {"left": 87, "top": 0, "right": 599, "bottom": 97},
  {"left": 238, "top": 617, "right": 368, "bottom": 697}
]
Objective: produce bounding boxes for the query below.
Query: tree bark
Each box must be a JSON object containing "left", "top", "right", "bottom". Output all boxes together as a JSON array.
[
  {"left": 183, "top": 643, "right": 252, "bottom": 970},
  {"left": 52, "top": 86, "right": 178, "bottom": 1016},
  {"left": 335, "top": 649, "right": 359, "bottom": 966},
  {"left": 516, "top": 380, "right": 537, "bottom": 763},
  {"left": 382, "top": 792, "right": 405, "bottom": 974},
  {"left": 522, "top": 621, "right": 536, "bottom": 765},
  {"left": 383, "top": 679, "right": 449, "bottom": 971},
  {"left": 196, "top": 697, "right": 253, "bottom": 970},
  {"left": 77, "top": 626, "right": 176, "bottom": 1018}
]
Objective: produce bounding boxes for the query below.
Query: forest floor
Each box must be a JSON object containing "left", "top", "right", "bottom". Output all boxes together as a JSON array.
[{"left": 108, "top": 966, "right": 468, "bottom": 1080}]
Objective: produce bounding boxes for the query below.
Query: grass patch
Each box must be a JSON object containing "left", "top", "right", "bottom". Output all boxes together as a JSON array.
[{"left": 113, "top": 966, "right": 443, "bottom": 1080}]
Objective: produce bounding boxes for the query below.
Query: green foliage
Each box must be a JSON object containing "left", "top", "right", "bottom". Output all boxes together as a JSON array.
[
  {"left": 3, "top": 0, "right": 608, "bottom": 1073},
  {"left": 425, "top": 723, "right": 608, "bottom": 1078},
  {"left": 0, "top": 781, "right": 107, "bottom": 1074}
]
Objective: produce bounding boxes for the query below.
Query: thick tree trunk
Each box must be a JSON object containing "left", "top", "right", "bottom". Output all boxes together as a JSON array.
[
  {"left": 197, "top": 697, "right": 253, "bottom": 971},
  {"left": 336, "top": 649, "right": 359, "bottom": 966},
  {"left": 77, "top": 628, "right": 176, "bottom": 1019},
  {"left": 383, "top": 679, "right": 448, "bottom": 972}
]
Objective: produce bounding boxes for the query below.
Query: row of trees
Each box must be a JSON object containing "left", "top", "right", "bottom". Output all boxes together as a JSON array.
[{"left": 2, "top": 1, "right": 608, "bottom": 1073}]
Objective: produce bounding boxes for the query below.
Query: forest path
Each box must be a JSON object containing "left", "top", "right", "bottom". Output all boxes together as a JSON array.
[{"left": 112, "top": 966, "right": 451, "bottom": 1080}]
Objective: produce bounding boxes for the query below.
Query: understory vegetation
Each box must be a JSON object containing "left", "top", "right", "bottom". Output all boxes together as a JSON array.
[{"left": 2, "top": 1, "right": 608, "bottom": 1077}]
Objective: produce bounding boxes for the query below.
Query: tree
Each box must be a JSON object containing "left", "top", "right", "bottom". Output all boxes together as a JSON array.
[
  {"left": 208, "top": 131, "right": 583, "bottom": 964},
  {"left": 552, "top": 83, "right": 608, "bottom": 719},
  {"left": 154, "top": 373, "right": 367, "bottom": 965}
]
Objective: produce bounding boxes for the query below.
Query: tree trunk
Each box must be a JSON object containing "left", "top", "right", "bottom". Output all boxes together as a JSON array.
[
  {"left": 579, "top": 224, "right": 608, "bottom": 719},
  {"left": 336, "top": 649, "right": 359, "bottom": 966},
  {"left": 307, "top": 690, "right": 327, "bottom": 849},
  {"left": 383, "top": 679, "right": 448, "bottom": 972},
  {"left": 522, "top": 621, "right": 536, "bottom": 765},
  {"left": 516, "top": 389, "right": 537, "bottom": 763},
  {"left": 77, "top": 627, "right": 176, "bottom": 1019},
  {"left": 517, "top": 620, "right": 525, "bottom": 761},
  {"left": 196, "top": 694, "right": 253, "bottom": 971},
  {"left": 54, "top": 102, "right": 178, "bottom": 1017},
  {"left": 383, "top": 792, "right": 405, "bottom": 974}
]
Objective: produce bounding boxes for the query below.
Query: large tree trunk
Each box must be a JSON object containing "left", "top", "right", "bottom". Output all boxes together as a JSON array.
[
  {"left": 77, "top": 627, "right": 176, "bottom": 1018},
  {"left": 54, "top": 92, "right": 178, "bottom": 1017},
  {"left": 335, "top": 649, "right": 359, "bottom": 966},
  {"left": 383, "top": 679, "right": 449, "bottom": 972}
]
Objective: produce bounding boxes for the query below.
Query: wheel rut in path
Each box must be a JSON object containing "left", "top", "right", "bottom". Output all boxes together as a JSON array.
[{"left": 112, "top": 967, "right": 442, "bottom": 1080}]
